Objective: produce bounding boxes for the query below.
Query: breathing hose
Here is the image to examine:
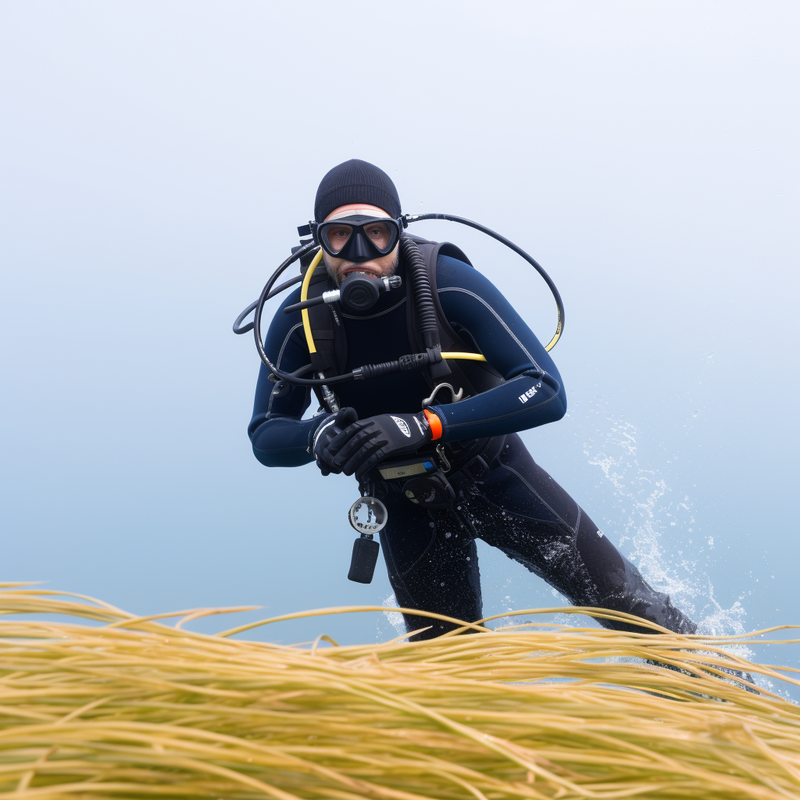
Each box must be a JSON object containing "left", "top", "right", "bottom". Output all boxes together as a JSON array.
[
  {"left": 236, "top": 212, "right": 564, "bottom": 386},
  {"left": 232, "top": 274, "right": 304, "bottom": 335},
  {"left": 405, "top": 213, "right": 564, "bottom": 352},
  {"left": 250, "top": 244, "right": 415, "bottom": 388},
  {"left": 400, "top": 236, "right": 439, "bottom": 350}
]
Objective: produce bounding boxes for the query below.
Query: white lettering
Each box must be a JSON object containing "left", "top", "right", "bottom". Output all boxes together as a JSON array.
[
  {"left": 518, "top": 386, "right": 538, "bottom": 405},
  {"left": 391, "top": 416, "right": 411, "bottom": 437}
]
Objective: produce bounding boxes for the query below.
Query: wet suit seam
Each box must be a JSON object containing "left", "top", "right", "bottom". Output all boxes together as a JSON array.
[
  {"left": 477, "top": 494, "right": 567, "bottom": 529},
  {"left": 498, "top": 462, "right": 575, "bottom": 533},
  {"left": 438, "top": 287, "right": 543, "bottom": 372}
]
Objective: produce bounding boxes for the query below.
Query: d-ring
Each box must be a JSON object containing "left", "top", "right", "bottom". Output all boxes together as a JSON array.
[{"left": 422, "top": 383, "right": 464, "bottom": 408}]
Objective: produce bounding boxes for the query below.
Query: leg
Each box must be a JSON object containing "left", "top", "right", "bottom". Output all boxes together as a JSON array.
[
  {"left": 471, "top": 435, "right": 696, "bottom": 635},
  {"left": 379, "top": 495, "right": 482, "bottom": 640}
]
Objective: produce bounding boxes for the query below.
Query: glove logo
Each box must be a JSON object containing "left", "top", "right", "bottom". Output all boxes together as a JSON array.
[{"left": 391, "top": 416, "right": 411, "bottom": 438}]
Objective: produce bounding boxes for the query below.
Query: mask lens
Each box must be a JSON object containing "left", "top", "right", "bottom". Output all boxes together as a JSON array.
[
  {"left": 317, "top": 217, "right": 399, "bottom": 258},
  {"left": 321, "top": 223, "right": 354, "bottom": 254},
  {"left": 362, "top": 220, "right": 394, "bottom": 252}
]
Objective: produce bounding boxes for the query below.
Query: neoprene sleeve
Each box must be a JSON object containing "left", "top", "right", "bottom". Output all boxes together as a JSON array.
[
  {"left": 426, "top": 256, "right": 566, "bottom": 442},
  {"left": 248, "top": 255, "right": 567, "bottom": 465}
]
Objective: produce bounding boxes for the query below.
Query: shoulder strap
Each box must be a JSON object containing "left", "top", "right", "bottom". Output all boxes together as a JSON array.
[
  {"left": 305, "top": 273, "right": 348, "bottom": 406},
  {"left": 404, "top": 235, "right": 504, "bottom": 399},
  {"left": 302, "top": 237, "right": 504, "bottom": 410}
]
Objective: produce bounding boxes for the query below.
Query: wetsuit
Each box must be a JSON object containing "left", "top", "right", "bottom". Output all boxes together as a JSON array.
[{"left": 249, "top": 253, "right": 696, "bottom": 638}]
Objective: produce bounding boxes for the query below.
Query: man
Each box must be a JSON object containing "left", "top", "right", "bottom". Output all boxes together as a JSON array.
[{"left": 249, "top": 159, "right": 696, "bottom": 639}]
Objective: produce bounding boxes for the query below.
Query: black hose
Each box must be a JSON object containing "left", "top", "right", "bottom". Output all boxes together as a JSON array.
[
  {"left": 241, "top": 212, "right": 564, "bottom": 386},
  {"left": 400, "top": 236, "right": 439, "bottom": 351},
  {"left": 405, "top": 213, "right": 564, "bottom": 350},
  {"left": 233, "top": 274, "right": 304, "bottom": 334},
  {"left": 251, "top": 244, "right": 360, "bottom": 387}
]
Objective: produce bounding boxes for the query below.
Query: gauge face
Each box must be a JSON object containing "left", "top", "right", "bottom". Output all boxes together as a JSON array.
[{"left": 348, "top": 497, "right": 389, "bottom": 535}]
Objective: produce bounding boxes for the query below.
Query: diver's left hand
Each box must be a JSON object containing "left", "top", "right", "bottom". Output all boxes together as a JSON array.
[{"left": 328, "top": 412, "right": 432, "bottom": 481}]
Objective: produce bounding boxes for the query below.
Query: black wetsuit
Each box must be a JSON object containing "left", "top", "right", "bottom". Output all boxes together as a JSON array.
[{"left": 249, "top": 254, "right": 696, "bottom": 638}]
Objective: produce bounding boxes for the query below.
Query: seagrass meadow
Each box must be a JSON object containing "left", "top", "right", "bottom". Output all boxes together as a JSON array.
[{"left": 0, "top": 584, "right": 798, "bottom": 799}]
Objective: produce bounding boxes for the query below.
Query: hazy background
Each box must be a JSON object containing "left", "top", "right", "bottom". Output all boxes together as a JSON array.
[{"left": 1, "top": 2, "right": 797, "bottom": 666}]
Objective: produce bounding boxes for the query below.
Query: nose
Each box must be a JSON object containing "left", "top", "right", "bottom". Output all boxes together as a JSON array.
[{"left": 346, "top": 232, "right": 376, "bottom": 263}]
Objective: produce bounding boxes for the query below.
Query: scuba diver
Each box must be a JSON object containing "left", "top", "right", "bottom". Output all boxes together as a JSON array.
[{"left": 245, "top": 158, "right": 697, "bottom": 640}]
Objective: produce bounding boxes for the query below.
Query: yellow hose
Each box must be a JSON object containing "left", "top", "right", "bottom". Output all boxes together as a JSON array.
[
  {"left": 299, "top": 256, "right": 488, "bottom": 363},
  {"left": 441, "top": 351, "right": 486, "bottom": 362},
  {"left": 300, "top": 249, "right": 323, "bottom": 354},
  {"left": 543, "top": 318, "right": 562, "bottom": 352}
]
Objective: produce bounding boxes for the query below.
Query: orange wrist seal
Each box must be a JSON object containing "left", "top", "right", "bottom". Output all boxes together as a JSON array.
[{"left": 423, "top": 408, "right": 443, "bottom": 441}]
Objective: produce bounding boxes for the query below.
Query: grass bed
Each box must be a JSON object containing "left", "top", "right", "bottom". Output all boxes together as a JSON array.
[{"left": 0, "top": 583, "right": 798, "bottom": 799}]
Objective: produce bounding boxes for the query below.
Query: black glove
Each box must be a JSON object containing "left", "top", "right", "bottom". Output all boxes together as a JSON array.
[
  {"left": 312, "top": 407, "right": 358, "bottom": 476},
  {"left": 326, "top": 412, "right": 432, "bottom": 481}
]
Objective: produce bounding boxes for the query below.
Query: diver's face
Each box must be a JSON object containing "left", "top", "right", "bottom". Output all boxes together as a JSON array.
[{"left": 322, "top": 204, "right": 400, "bottom": 287}]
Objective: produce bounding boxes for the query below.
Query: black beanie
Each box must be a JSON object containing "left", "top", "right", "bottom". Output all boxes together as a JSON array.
[{"left": 314, "top": 159, "right": 401, "bottom": 222}]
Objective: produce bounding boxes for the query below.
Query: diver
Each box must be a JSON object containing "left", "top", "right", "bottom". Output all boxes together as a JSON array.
[{"left": 247, "top": 159, "right": 697, "bottom": 640}]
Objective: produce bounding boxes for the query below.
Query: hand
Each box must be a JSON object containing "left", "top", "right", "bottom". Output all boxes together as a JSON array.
[
  {"left": 327, "top": 412, "right": 432, "bottom": 481},
  {"left": 313, "top": 407, "right": 358, "bottom": 476}
]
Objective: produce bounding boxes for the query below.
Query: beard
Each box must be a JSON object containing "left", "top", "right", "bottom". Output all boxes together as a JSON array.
[{"left": 322, "top": 249, "right": 400, "bottom": 288}]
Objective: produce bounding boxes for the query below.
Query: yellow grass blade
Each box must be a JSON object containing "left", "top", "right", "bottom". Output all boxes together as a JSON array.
[{"left": 0, "top": 586, "right": 798, "bottom": 799}]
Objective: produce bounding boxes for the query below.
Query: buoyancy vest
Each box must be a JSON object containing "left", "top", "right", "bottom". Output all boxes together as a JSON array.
[{"left": 304, "top": 235, "right": 504, "bottom": 413}]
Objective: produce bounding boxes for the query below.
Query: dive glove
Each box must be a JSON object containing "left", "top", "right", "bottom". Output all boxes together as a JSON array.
[
  {"left": 313, "top": 407, "right": 358, "bottom": 476},
  {"left": 326, "top": 412, "right": 434, "bottom": 481}
]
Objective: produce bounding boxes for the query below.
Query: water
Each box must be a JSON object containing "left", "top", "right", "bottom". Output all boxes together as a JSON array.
[{"left": 378, "top": 407, "right": 797, "bottom": 697}]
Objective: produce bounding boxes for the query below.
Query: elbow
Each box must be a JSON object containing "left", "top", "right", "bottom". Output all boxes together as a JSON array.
[
  {"left": 252, "top": 443, "right": 277, "bottom": 468},
  {"left": 252, "top": 442, "right": 312, "bottom": 468},
  {"left": 538, "top": 386, "right": 566, "bottom": 427},
  {"left": 248, "top": 419, "right": 289, "bottom": 468},
  {"left": 552, "top": 379, "right": 567, "bottom": 420},
  {"left": 523, "top": 368, "right": 567, "bottom": 422}
]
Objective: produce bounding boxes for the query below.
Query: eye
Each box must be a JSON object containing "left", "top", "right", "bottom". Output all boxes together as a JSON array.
[
  {"left": 323, "top": 225, "right": 353, "bottom": 252},
  {"left": 365, "top": 222, "right": 391, "bottom": 244}
]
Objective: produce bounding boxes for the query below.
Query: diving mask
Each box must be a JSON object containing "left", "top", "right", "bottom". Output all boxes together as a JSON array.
[{"left": 312, "top": 215, "right": 404, "bottom": 263}]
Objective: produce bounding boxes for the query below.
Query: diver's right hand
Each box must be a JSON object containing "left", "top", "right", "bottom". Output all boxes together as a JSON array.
[{"left": 312, "top": 407, "right": 358, "bottom": 476}]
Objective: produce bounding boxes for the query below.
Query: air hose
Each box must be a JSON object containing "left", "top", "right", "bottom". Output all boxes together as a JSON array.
[
  {"left": 249, "top": 243, "right": 441, "bottom": 388},
  {"left": 299, "top": 249, "right": 324, "bottom": 354},
  {"left": 293, "top": 236, "right": 484, "bottom": 378},
  {"left": 400, "top": 236, "right": 439, "bottom": 351},
  {"left": 235, "top": 212, "right": 564, "bottom": 386},
  {"left": 405, "top": 213, "right": 564, "bottom": 352}
]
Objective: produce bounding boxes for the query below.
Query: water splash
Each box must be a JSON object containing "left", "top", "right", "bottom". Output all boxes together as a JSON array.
[
  {"left": 582, "top": 414, "right": 750, "bottom": 641},
  {"left": 378, "top": 593, "right": 407, "bottom": 641}
]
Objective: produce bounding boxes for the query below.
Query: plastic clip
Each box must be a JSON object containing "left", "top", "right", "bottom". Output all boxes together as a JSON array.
[{"left": 422, "top": 383, "right": 464, "bottom": 408}]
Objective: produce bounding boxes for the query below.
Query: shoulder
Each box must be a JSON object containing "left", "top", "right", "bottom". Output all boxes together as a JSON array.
[
  {"left": 436, "top": 252, "right": 508, "bottom": 306},
  {"left": 436, "top": 252, "right": 474, "bottom": 284}
]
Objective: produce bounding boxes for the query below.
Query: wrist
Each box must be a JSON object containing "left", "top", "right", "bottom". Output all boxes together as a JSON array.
[
  {"left": 310, "top": 412, "right": 335, "bottom": 452},
  {"left": 423, "top": 408, "right": 443, "bottom": 441}
]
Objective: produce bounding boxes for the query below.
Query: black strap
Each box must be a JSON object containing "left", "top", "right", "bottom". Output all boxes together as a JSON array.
[
  {"left": 302, "top": 235, "right": 503, "bottom": 405},
  {"left": 405, "top": 236, "right": 504, "bottom": 397}
]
